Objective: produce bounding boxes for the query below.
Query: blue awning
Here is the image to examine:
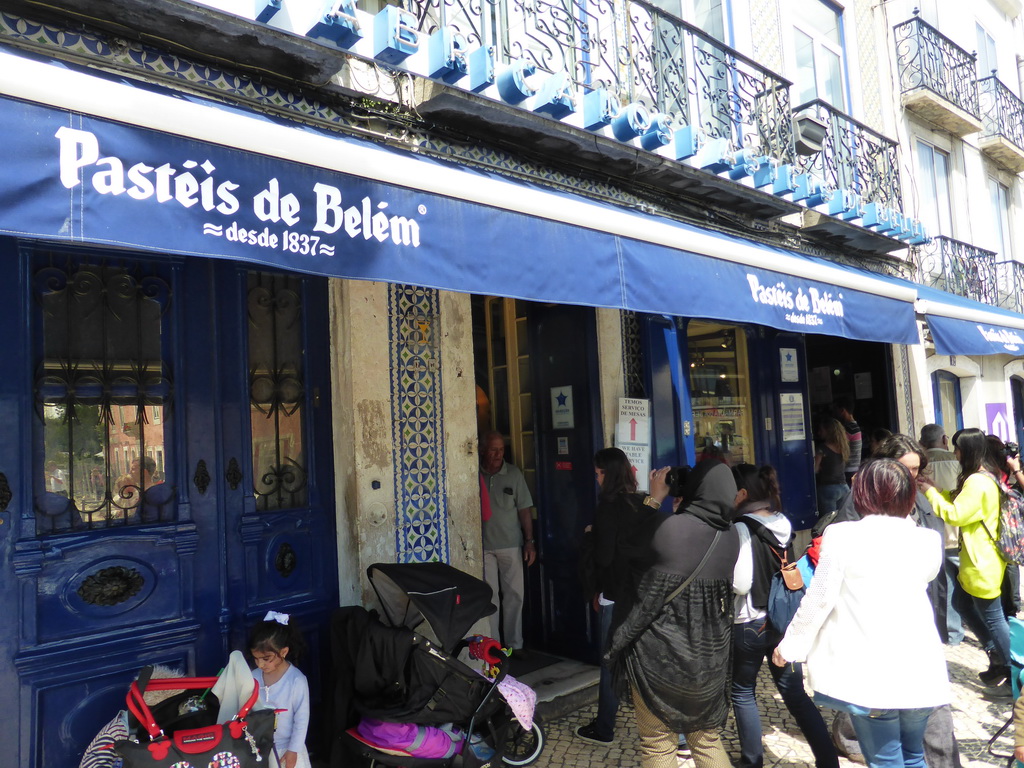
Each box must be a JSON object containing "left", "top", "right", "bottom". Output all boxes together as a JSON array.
[
  {"left": 917, "top": 284, "right": 1024, "bottom": 356},
  {"left": 0, "top": 45, "right": 922, "bottom": 344}
]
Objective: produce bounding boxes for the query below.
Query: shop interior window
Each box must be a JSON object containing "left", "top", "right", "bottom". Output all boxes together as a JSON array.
[{"left": 687, "top": 321, "right": 755, "bottom": 466}]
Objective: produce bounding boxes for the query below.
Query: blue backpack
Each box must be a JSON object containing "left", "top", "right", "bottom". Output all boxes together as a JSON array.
[
  {"left": 766, "top": 558, "right": 806, "bottom": 632},
  {"left": 739, "top": 518, "right": 806, "bottom": 632}
]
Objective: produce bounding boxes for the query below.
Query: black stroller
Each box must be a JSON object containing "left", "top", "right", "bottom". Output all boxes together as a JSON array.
[{"left": 331, "top": 562, "right": 545, "bottom": 768}]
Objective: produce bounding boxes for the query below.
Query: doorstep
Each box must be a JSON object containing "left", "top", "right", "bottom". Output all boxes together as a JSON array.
[{"left": 515, "top": 657, "right": 599, "bottom": 721}]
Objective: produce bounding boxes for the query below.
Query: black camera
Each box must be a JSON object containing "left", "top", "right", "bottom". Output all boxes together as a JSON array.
[
  {"left": 665, "top": 465, "right": 692, "bottom": 499},
  {"left": 1006, "top": 441, "right": 1020, "bottom": 459}
]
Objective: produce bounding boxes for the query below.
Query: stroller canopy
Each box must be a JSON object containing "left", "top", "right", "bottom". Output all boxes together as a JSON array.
[{"left": 368, "top": 563, "right": 496, "bottom": 652}]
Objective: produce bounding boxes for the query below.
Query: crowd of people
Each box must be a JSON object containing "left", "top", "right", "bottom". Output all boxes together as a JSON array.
[{"left": 574, "top": 405, "right": 1024, "bottom": 768}]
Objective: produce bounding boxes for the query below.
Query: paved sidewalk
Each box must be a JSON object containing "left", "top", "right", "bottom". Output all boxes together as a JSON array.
[{"left": 533, "top": 638, "right": 1016, "bottom": 767}]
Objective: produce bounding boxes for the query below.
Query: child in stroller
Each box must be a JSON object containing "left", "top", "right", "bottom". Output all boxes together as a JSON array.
[{"left": 331, "top": 562, "right": 545, "bottom": 768}]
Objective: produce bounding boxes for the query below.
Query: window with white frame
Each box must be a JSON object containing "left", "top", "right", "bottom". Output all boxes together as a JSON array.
[
  {"left": 990, "top": 177, "right": 1013, "bottom": 261},
  {"left": 916, "top": 140, "right": 952, "bottom": 238},
  {"left": 976, "top": 23, "right": 997, "bottom": 78},
  {"left": 693, "top": 0, "right": 726, "bottom": 41},
  {"left": 792, "top": 0, "right": 845, "bottom": 109},
  {"left": 916, "top": 0, "right": 939, "bottom": 26},
  {"left": 648, "top": 0, "right": 726, "bottom": 38},
  {"left": 932, "top": 370, "right": 964, "bottom": 433}
]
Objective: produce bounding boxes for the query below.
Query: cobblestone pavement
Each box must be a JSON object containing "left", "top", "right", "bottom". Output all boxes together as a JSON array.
[{"left": 533, "top": 637, "right": 1016, "bottom": 768}]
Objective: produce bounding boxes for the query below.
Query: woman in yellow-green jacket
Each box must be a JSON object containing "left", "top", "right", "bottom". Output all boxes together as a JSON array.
[{"left": 921, "top": 428, "right": 1013, "bottom": 689}]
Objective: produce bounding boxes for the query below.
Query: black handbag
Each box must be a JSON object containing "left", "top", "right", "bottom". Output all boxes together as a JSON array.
[{"left": 115, "top": 674, "right": 275, "bottom": 767}]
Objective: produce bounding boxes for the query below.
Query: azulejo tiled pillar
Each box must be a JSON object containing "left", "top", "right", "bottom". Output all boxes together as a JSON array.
[{"left": 388, "top": 284, "right": 449, "bottom": 563}]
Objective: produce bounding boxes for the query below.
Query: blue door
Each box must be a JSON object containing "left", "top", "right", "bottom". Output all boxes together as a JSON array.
[
  {"left": 0, "top": 244, "right": 336, "bottom": 767},
  {"left": 523, "top": 303, "right": 602, "bottom": 660}
]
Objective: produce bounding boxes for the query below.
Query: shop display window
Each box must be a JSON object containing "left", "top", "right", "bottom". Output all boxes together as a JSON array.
[{"left": 687, "top": 321, "right": 755, "bottom": 466}]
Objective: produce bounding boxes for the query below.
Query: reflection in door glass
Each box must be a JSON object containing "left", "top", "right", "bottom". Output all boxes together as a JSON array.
[
  {"left": 35, "top": 257, "right": 172, "bottom": 534},
  {"left": 687, "top": 321, "right": 755, "bottom": 467},
  {"left": 248, "top": 272, "right": 308, "bottom": 511}
]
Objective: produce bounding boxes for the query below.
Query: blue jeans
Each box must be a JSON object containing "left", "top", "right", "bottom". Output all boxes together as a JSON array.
[
  {"left": 731, "top": 621, "right": 839, "bottom": 768},
  {"left": 848, "top": 706, "right": 934, "bottom": 768},
  {"left": 594, "top": 601, "right": 619, "bottom": 739},
  {"left": 972, "top": 593, "right": 1011, "bottom": 667},
  {"left": 944, "top": 553, "right": 964, "bottom": 645},
  {"left": 817, "top": 483, "right": 848, "bottom": 516}
]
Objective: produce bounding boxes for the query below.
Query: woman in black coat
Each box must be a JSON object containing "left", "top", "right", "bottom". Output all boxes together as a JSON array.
[
  {"left": 606, "top": 459, "right": 740, "bottom": 768},
  {"left": 575, "top": 447, "right": 665, "bottom": 745}
]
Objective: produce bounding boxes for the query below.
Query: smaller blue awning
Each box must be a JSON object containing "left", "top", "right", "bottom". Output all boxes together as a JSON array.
[{"left": 917, "top": 284, "right": 1024, "bottom": 356}]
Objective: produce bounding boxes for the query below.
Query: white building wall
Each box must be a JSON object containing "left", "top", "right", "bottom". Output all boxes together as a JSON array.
[{"left": 876, "top": 0, "right": 1024, "bottom": 441}]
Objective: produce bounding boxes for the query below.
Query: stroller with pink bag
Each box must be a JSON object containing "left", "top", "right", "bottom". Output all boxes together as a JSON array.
[{"left": 331, "top": 563, "right": 545, "bottom": 768}]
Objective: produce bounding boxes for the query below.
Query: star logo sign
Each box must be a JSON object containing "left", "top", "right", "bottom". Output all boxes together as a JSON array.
[{"left": 556, "top": 391, "right": 568, "bottom": 406}]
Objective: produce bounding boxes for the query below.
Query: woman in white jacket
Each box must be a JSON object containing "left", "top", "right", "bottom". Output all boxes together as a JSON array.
[{"left": 772, "top": 459, "right": 949, "bottom": 768}]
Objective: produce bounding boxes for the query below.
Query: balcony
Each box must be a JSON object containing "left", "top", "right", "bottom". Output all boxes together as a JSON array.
[
  {"left": 790, "top": 100, "right": 902, "bottom": 210},
  {"left": 998, "top": 260, "right": 1024, "bottom": 315},
  {"left": 917, "top": 236, "right": 997, "bottom": 305},
  {"left": 619, "top": 0, "right": 794, "bottom": 163},
  {"left": 893, "top": 14, "right": 982, "bottom": 137},
  {"left": 977, "top": 76, "right": 1024, "bottom": 172},
  {"left": 409, "top": 0, "right": 797, "bottom": 214}
]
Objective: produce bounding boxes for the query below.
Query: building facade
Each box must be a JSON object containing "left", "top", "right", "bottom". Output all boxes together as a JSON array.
[{"left": 2, "top": 0, "right": 1024, "bottom": 764}]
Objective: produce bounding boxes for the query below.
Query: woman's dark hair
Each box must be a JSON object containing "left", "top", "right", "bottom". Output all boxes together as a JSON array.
[
  {"left": 954, "top": 428, "right": 1001, "bottom": 496},
  {"left": 733, "top": 463, "right": 781, "bottom": 511},
  {"left": 593, "top": 447, "right": 637, "bottom": 498},
  {"left": 851, "top": 458, "right": 916, "bottom": 518},
  {"left": 873, "top": 434, "right": 929, "bottom": 475},
  {"left": 817, "top": 417, "right": 851, "bottom": 464},
  {"left": 248, "top": 616, "right": 307, "bottom": 662},
  {"left": 870, "top": 427, "right": 892, "bottom": 445},
  {"left": 987, "top": 434, "right": 1010, "bottom": 475}
]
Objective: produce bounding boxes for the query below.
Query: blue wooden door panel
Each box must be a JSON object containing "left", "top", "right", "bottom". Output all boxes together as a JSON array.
[
  {"left": 23, "top": 638, "right": 196, "bottom": 768},
  {"left": 0, "top": 246, "right": 337, "bottom": 767},
  {"left": 17, "top": 527, "right": 197, "bottom": 644},
  {"left": 641, "top": 315, "right": 693, "bottom": 469},
  {"left": 525, "top": 304, "right": 601, "bottom": 660}
]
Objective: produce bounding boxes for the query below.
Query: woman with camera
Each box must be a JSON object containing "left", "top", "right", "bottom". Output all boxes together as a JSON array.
[
  {"left": 921, "top": 427, "right": 1018, "bottom": 691},
  {"left": 772, "top": 459, "right": 949, "bottom": 768},
  {"left": 576, "top": 447, "right": 666, "bottom": 746},
  {"left": 731, "top": 463, "right": 838, "bottom": 768}
]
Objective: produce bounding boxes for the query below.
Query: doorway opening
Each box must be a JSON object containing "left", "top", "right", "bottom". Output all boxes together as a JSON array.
[{"left": 804, "top": 335, "right": 896, "bottom": 449}]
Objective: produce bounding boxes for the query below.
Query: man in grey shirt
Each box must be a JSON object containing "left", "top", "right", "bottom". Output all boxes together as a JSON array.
[{"left": 480, "top": 431, "right": 535, "bottom": 650}]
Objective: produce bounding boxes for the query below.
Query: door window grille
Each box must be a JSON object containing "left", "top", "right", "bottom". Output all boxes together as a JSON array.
[
  {"left": 34, "top": 255, "right": 173, "bottom": 534},
  {"left": 248, "top": 272, "right": 308, "bottom": 511}
]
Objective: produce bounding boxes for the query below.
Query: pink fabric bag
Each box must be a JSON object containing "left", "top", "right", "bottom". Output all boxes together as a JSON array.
[{"left": 356, "top": 718, "right": 463, "bottom": 759}]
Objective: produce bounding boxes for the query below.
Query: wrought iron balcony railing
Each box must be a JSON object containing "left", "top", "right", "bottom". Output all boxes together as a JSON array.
[
  {"left": 978, "top": 75, "right": 1024, "bottom": 151},
  {"left": 406, "top": 0, "right": 796, "bottom": 160},
  {"left": 918, "top": 236, "right": 997, "bottom": 305},
  {"left": 893, "top": 14, "right": 980, "bottom": 119},
  {"left": 401, "top": 0, "right": 920, "bottom": 213},
  {"left": 791, "top": 99, "right": 902, "bottom": 209},
  {"left": 997, "top": 260, "right": 1024, "bottom": 315},
  {"left": 622, "top": 0, "right": 794, "bottom": 161}
]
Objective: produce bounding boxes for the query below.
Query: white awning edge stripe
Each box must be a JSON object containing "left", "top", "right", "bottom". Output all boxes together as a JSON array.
[{"left": 915, "top": 298, "right": 1024, "bottom": 332}]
